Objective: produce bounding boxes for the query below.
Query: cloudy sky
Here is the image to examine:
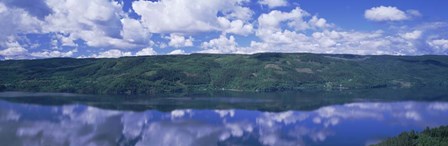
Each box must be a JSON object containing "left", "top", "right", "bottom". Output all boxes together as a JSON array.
[{"left": 0, "top": 0, "right": 447, "bottom": 59}]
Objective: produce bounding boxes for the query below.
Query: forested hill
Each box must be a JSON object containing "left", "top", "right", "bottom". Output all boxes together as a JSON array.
[
  {"left": 373, "top": 126, "right": 448, "bottom": 146},
  {"left": 1, "top": 53, "right": 448, "bottom": 95}
]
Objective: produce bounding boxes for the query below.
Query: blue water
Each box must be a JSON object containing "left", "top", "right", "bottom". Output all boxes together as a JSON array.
[{"left": 0, "top": 91, "right": 448, "bottom": 146}]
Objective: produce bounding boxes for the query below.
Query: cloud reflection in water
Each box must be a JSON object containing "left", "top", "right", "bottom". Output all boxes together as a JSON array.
[{"left": 0, "top": 101, "right": 447, "bottom": 146}]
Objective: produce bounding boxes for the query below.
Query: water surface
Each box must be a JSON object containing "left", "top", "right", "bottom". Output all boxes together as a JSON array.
[{"left": 0, "top": 89, "right": 448, "bottom": 146}]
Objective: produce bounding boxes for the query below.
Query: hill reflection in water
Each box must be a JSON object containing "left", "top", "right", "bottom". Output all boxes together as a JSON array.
[{"left": 1, "top": 89, "right": 448, "bottom": 145}]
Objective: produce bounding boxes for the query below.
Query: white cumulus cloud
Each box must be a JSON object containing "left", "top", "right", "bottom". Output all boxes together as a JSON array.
[
  {"left": 259, "top": 0, "right": 288, "bottom": 8},
  {"left": 218, "top": 17, "right": 254, "bottom": 36},
  {"left": 1, "top": 0, "right": 448, "bottom": 59},
  {"left": 92, "top": 49, "right": 132, "bottom": 58},
  {"left": 427, "top": 39, "right": 448, "bottom": 53},
  {"left": 168, "top": 49, "right": 187, "bottom": 55},
  {"left": 30, "top": 49, "right": 77, "bottom": 58},
  {"left": 43, "top": 0, "right": 140, "bottom": 49},
  {"left": 121, "top": 18, "right": 151, "bottom": 44},
  {"left": 400, "top": 30, "right": 423, "bottom": 40},
  {"left": 167, "top": 34, "right": 194, "bottom": 48},
  {"left": 364, "top": 6, "right": 421, "bottom": 21},
  {"left": 136, "top": 47, "right": 157, "bottom": 56},
  {"left": 201, "top": 35, "right": 241, "bottom": 54},
  {"left": 132, "top": 0, "right": 252, "bottom": 33},
  {"left": 0, "top": 40, "right": 28, "bottom": 59}
]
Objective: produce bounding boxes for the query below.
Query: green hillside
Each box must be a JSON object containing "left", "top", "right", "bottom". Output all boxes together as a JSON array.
[
  {"left": 373, "top": 126, "right": 448, "bottom": 146},
  {"left": 1, "top": 53, "right": 448, "bottom": 95}
]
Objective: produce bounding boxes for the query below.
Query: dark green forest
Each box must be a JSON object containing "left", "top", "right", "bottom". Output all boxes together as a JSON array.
[
  {"left": 1, "top": 53, "right": 448, "bottom": 95},
  {"left": 373, "top": 126, "right": 448, "bottom": 146}
]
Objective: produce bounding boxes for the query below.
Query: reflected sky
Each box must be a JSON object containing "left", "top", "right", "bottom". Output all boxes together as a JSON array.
[{"left": 1, "top": 100, "right": 448, "bottom": 146}]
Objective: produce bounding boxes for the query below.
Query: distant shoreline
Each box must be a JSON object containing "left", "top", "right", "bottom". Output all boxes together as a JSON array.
[{"left": 1, "top": 53, "right": 448, "bottom": 95}]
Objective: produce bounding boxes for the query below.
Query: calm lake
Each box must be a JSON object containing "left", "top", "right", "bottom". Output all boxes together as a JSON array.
[{"left": 0, "top": 88, "right": 448, "bottom": 146}]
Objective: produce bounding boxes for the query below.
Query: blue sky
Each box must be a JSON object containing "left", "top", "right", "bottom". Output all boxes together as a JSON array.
[{"left": 0, "top": 0, "right": 448, "bottom": 59}]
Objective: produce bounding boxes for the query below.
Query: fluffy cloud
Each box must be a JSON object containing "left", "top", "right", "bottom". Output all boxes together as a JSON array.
[
  {"left": 167, "top": 34, "right": 194, "bottom": 48},
  {"left": 30, "top": 49, "right": 77, "bottom": 58},
  {"left": 223, "top": 7, "right": 427, "bottom": 55},
  {"left": 136, "top": 47, "right": 157, "bottom": 56},
  {"left": 121, "top": 18, "right": 151, "bottom": 44},
  {"left": 248, "top": 28, "right": 423, "bottom": 55},
  {"left": 427, "top": 39, "right": 448, "bottom": 53},
  {"left": 0, "top": 40, "right": 28, "bottom": 59},
  {"left": 168, "top": 49, "right": 187, "bottom": 55},
  {"left": 1, "top": 0, "right": 154, "bottom": 59},
  {"left": 400, "top": 30, "right": 423, "bottom": 40},
  {"left": 256, "top": 8, "right": 308, "bottom": 45},
  {"left": 0, "top": 37, "right": 77, "bottom": 59},
  {"left": 259, "top": 0, "right": 288, "bottom": 8},
  {"left": 364, "top": 6, "right": 420, "bottom": 21},
  {"left": 218, "top": 17, "right": 254, "bottom": 36},
  {"left": 0, "top": 0, "right": 52, "bottom": 20},
  {"left": 88, "top": 47, "right": 157, "bottom": 58},
  {"left": 224, "top": 6, "right": 254, "bottom": 22},
  {"left": 309, "top": 16, "right": 330, "bottom": 28},
  {"left": 201, "top": 35, "right": 241, "bottom": 53},
  {"left": 256, "top": 7, "right": 329, "bottom": 35},
  {"left": 43, "top": 0, "right": 143, "bottom": 49},
  {"left": 54, "top": 34, "right": 78, "bottom": 47},
  {"left": 92, "top": 49, "right": 132, "bottom": 58},
  {"left": 258, "top": 7, "right": 309, "bottom": 31},
  {"left": 0, "top": 2, "right": 42, "bottom": 59},
  {"left": 0, "top": 46, "right": 27, "bottom": 57},
  {"left": 0, "top": 3, "right": 42, "bottom": 41},
  {"left": 255, "top": 7, "right": 330, "bottom": 45},
  {"left": 132, "top": 0, "right": 252, "bottom": 33},
  {"left": 72, "top": 31, "right": 138, "bottom": 49},
  {"left": 1, "top": 0, "right": 447, "bottom": 59}
]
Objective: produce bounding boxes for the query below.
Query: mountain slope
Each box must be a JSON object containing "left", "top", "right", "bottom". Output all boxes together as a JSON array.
[
  {"left": 373, "top": 126, "right": 448, "bottom": 146},
  {"left": 1, "top": 53, "right": 448, "bottom": 95}
]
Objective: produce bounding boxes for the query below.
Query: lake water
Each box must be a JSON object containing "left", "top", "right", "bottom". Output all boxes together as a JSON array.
[{"left": 0, "top": 89, "right": 448, "bottom": 146}]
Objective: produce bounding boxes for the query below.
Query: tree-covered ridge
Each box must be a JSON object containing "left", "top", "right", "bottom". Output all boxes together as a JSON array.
[
  {"left": 1, "top": 53, "right": 448, "bottom": 95},
  {"left": 373, "top": 126, "right": 448, "bottom": 146}
]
